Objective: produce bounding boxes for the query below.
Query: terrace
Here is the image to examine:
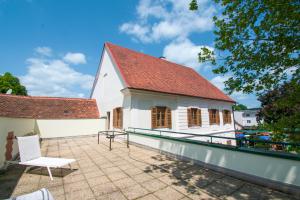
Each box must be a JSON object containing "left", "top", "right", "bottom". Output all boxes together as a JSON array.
[{"left": 0, "top": 135, "right": 296, "bottom": 200}]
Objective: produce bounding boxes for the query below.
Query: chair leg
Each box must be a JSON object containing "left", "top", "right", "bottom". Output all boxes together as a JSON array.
[{"left": 46, "top": 166, "right": 53, "bottom": 181}]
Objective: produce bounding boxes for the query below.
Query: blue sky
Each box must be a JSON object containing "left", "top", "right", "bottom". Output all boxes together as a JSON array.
[{"left": 0, "top": 0, "right": 259, "bottom": 107}]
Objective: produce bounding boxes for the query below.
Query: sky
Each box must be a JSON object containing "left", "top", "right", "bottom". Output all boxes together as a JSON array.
[{"left": 0, "top": 0, "right": 260, "bottom": 107}]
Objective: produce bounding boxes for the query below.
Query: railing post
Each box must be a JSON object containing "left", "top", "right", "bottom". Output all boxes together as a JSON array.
[
  {"left": 210, "top": 137, "right": 212, "bottom": 143},
  {"left": 160, "top": 131, "right": 162, "bottom": 136},
  {"left": 127, "top": 132, "right": 129, "bottom": 148},
  {"left": 109, "top": 137, "right": 112, "bottom": 151}
]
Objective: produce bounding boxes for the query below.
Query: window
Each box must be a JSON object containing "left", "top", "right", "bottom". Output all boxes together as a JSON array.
[
  {"left": 209, "top": 109, "right": 220, "bottom": 125},
  {"left": 187, "top": 108, "right": 202, "bottom": 127},
  {"left": 223, "top": 110, "right": 232, "bottom": 124},
  {"left": 151, "top": 106, "right": 172, "bottom": 129},
  {"left": 246, "top": 113, "right": 250, "bottom": 117},
  {"left": 247, "top": 120, "right": 251, "bottom": 124},
  {"left": 113, "top": 107, "right": 123, "bottom": 129}
]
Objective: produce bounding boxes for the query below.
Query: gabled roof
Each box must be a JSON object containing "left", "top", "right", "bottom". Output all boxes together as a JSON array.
[
  {"left": 105, "top": 42, "right": 235, "bottom": 103},
  {"left": 0, "top": 94, "right": 100, "bottom": 119}
]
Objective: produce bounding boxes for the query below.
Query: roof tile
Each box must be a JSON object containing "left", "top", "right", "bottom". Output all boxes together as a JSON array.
[{"left": 105, "top": 42, "right": 235, "bottom": 103}]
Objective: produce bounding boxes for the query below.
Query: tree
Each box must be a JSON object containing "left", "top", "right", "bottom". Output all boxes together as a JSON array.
[
  {"left": 257, "top": 79, "right": 300, "bottom": 142},
  {"left": 0, "top": 72, "right": 27, "bottom": 95},
  {"left": 232, "top": 103, "right": 248, "bottom": 111},
  {"left": 190, "top": 0, "right": 300, "bottom": 94}
]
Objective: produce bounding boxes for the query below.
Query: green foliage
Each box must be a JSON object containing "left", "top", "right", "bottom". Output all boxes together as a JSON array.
[
  {"left": 258, "top": 79, "right": 300, "bottom": 142},
  {"left": 0, "top": 72, "right": 27, "bottom": 95},
  {"left": 232, "top": 103, "right": 248, "bottom": 111},
  {"left": 189, "top": 0, "right": 198, "bottom": 11},
  {"left": 191, "top": 0, "right": 300, "bottom": 94}
]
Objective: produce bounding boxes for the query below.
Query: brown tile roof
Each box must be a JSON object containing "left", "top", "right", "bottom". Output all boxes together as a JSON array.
[
  {"left": 105, "top": 42, "right": 235, "bottom": 103},
  {"left": 0, "top": 94, "right": 100, "bottom": 119}
]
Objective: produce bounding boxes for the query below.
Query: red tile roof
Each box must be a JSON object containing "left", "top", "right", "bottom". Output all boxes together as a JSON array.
[
  {"left": 105, "top": 42, "right": 235, "bottom": 103},
  {"left": 0, "top": 94, "right": 100, "bottom": 119}
]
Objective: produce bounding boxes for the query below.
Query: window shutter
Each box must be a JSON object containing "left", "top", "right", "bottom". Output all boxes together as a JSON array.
[
  {"left": 222, "top": 110, "right": 226, "bottom": 125},
  {"left": 216, "top": 110, "right": 220, "bottom": 125},
  {"left": 119, "top": 108, "right": 123, "bottom": 128},
  {"left": 209, "top": 109, "right": 212, "bottom": 125},
  {"left": 166, "top": 107, "right": 172, "bottom": 129},
  {"left": 151, "top": 107, "right": 157, "bottom": 129},
  {"left": 197, "top": 109, "right": 202, "bottom": 126},
  {"left": 113, "top": 108, "right": 116, "bottom": 128},
  {"left": 228, "top": 110, "right": 232, "bottom": 124},
  {"left": 187, "top": 108, "right": 192, "bottom": 127}
]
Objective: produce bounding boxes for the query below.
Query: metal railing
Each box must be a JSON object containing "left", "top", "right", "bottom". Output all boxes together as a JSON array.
[
  {"left": 98, "top": 130, "right": 129, "bottom": 151},
  {"left": 127, "top": 127, "right": 300, "bottom": 153}
]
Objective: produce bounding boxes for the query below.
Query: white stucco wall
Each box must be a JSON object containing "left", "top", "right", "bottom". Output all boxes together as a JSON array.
[
  {"left": 91, "top": 48, "right": 128, "bottom": 130},
  {"left": 130, "top": 134, "right": 300, "bottom": 187},
  {"left": 36, "top": 119, "right": 105, "bottom": 138},
  {"left": 0, "top": 117, "right": 35, "bottom": 168},
  {"left": 129, "top": 90, "right": 235, "bottom": 141},
  {"left": 234, "top": 110, "right": 258, "bottom": 127}
]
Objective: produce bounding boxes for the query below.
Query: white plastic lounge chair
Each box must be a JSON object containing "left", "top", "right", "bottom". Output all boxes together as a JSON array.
[
  {"left": 9, "top": 188, "right": 54, "bottom": 200},
  {"left": 17, "top": 135, "right": 75, "bottom": 180}
]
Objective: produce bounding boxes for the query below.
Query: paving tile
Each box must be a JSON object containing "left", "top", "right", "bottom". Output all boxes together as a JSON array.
[
  {"left": 65, "top": 188, "right": 95, "bottom": 200},
  {"left": 137, "top": 194, "right": 160, "bottom": 200},
  {"left": 64, "top": 181, "right": 90, "bottom": 193},
  {"left": 48, "top": 185, "right": 65, "bottom": 197},
  {"left": 141, "top": 179, "right": 167, "bottom": 192},
  {"left": 133, "top": 173, "right": 155, "bottom": 183},
  {"left": 121, "top": 184, "right": 150, "bottom": 200},
  {"left": 124, "top": 167, "right": 144, "bottom": 176},
  {"left": 107, "top": 171, "right": 129, "bottom": 181},
  {"left": 63, "top": 174, "right": 85, "bottom": 184},
  {"left": 84, "top": 170, "right": 104, "bottom": 179},
  {"left": 91, "top": 182, "right": 118, "bottom": 197},
  {"left": 96, "top": 190, "right": 127, "bottom": 200},
  {"left": 87, "top": 176, "right": 111, "bottom": 187},
  {"left": 153, "top": 186, "right": 184, "bottom": 200},
  {"left": 113, "top": 177, "right": 138, "bottom": 189},
  {"left": 202, "top": 176, "right": 244, "bottom": 197}
]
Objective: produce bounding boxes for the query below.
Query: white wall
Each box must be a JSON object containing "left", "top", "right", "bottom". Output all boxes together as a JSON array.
[
  {"left": 130, "top": 134, "right": 300, "bottom": 187},
  {"left": 234, "top": 110, "right": 258, "bottom": 127},
  {"left": 129, "top": 90, "right": 235, "bottom": 139},
  {"left": 91, "top": 48, "right": 127, "bottom": 130},
  {"left": 36, "top": 119, "right": 105, "bottom": 138},
  {"left": 0, "top": 117, "right": 35, "bottom": 169}
]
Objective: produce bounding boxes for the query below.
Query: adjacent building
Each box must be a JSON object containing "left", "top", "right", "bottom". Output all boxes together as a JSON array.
[{"left": 234, "top": 108, "right": 260, "bottom": 129}]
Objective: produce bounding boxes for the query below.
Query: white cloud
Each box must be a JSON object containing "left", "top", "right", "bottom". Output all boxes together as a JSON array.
[
  {"left": 211, "top": 75, "right": 248, "bottom": 101},
  {"left": 120, "top": 0, "right": 216, "bottom": 43},
  {"left": 63, "top": 52, "right": 86, "bottom": 65},
  {"left": 35, "top": 47, "right": 52, "bottom": 57},
  {"left": 163, "top": 39, "right": 213, "bottom": 70},
  {"left": 20, "top": 49, "right": 93, "bottom": 98}
]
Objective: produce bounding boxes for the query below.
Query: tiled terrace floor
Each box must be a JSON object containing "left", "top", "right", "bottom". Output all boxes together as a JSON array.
[{"left": 0, "top": 135, "right": 298, "bottom": 200}]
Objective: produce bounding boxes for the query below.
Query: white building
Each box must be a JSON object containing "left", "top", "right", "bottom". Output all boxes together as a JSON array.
[
  {"left": 91, "top": 42, "right": 236, "bottom": 142},
  {"left": 234, "top": 108, "right": 260, "bottom": 129}
]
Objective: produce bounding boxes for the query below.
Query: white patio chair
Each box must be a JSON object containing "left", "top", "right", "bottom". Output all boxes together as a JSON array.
[
  {"left": 17, "top": 135, "right": 75, "bottom": 181},
  {"left": 9, "top": 188, "right": 54, "bottom": 200}
]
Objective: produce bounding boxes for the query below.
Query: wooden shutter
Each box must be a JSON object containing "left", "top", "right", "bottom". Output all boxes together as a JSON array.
[
  {"left": 216, "top": 110, "right": 220, "bottom": 125},
  {"left": 187, "top": 108, "right": 192, "bottom": 127},
  {"left": 119, "top": 108, "right": 123, "bottom": 128},
  {"left": 197, "top": 109, "right": 202, "bottom": 126},
  {"left": 151, "top": 107, "right": 157, "bottom": 129},
  {"left": 166, "top": 107, "right": 172, "bottom": 129},
  {"left": 113, "top": 108, "right": 116, "bottom": 128},
  {"left": 222, "top": 110, "right": 226, "bottom": 125},
  {"left": 209, "top": 109, "right": 213, "bottom": 125},
  {"left": 228, "top": 110, "right": 232, "bottom": 124}
]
